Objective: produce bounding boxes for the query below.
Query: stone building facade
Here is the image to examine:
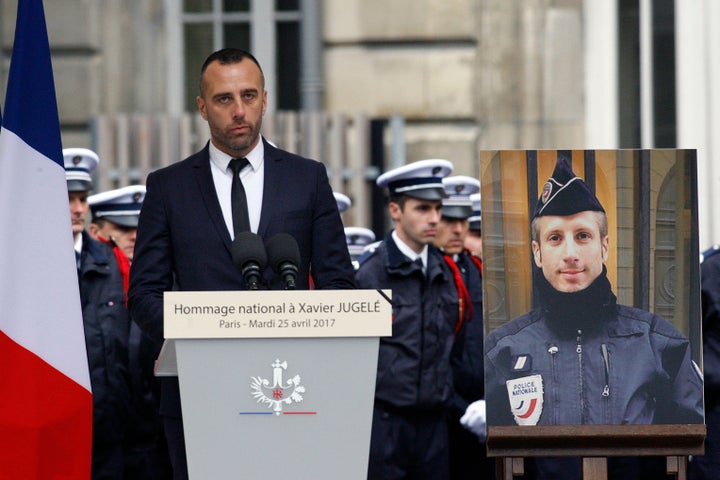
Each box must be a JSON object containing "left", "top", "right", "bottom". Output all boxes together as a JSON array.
[{"left": 1, "top": 0, "right": 719, "bottom": 245}]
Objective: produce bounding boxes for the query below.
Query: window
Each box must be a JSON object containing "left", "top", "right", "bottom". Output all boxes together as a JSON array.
[
  {"left": 171, "top": 0, "right": 301, "bottom": 113},
  {"left": 617, "top": 0, "right": 676, "bottom": 148}
]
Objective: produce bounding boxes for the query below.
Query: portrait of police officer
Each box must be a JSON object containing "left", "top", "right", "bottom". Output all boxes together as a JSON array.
[
  {"left": 484, "top": 156, "right": 704, "bottom": 479},
  {"left": 485, "top": 157, "right": 703, "bottom": 428}
]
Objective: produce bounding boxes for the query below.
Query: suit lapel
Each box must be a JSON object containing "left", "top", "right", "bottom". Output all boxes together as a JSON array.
[
  {"left": 191, "top": 144, "right": 233, "bottom": 252},
  {"left": 257, "top": 140, "right": 282, "bottom": 238}
]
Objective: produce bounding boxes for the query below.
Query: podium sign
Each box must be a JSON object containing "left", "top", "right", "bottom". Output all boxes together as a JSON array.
[{"left": 158, "top": 289, "right": 392, "bottom": 480}]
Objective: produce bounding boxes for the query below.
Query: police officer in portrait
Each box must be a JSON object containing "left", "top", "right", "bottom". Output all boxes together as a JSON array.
[
  {"left": 355, "top": 159, "right": 461, "bottom": 480},
  {"left": 484, "top": 156, "right": 704, "bottom": 479}
]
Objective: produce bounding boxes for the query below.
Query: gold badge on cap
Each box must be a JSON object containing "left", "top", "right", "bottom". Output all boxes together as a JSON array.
[{"left": 541, "top": 181, "right": 552, "bottom": 204}]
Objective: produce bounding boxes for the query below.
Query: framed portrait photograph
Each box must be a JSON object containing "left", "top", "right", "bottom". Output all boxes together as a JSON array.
[{"left": 481, "top": 149, "right": 705, "bottom": 460}]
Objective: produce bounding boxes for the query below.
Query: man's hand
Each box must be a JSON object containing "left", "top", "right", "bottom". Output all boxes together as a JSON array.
[{"left": 460, "top": 399, "right": 487, "bottom": 441}]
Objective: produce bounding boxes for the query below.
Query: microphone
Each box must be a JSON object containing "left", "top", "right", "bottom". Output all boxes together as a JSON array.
[
  {"left": 266, "top": 233, "right": 301, "bottom": 290},
  {"left": 231, "top": 232, "right": 267, "bottom": 290}
]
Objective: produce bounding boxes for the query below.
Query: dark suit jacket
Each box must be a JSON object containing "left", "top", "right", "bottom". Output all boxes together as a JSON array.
[{"left": 128, "top": 139, "right": 355, "bottom": 416}]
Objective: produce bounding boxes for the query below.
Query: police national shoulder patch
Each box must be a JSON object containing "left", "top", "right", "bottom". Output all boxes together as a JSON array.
[{"left": 506, "top": 374, "right": 544, "bottom": 426}]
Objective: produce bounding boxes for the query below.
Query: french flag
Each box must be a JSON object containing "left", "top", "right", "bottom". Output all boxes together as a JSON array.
[{"left": 0, "top": 0, "right": 93, "bottom": 478}]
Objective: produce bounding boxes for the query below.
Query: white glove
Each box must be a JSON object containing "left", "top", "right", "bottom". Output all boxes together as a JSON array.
[{"left": 460, "top": 399, "right": 487, "bottom": 442}]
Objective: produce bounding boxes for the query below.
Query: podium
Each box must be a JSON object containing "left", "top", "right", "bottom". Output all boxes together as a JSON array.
[{"left": 156, "top": 289, "right": 392, "bottom": 479}]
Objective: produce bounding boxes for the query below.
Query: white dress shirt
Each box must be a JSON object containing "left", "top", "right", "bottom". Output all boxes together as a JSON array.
[
  {"left": 392, "top": 230, "right": 428, "bottom": 274},
  {"left": 209, "top": 138, "right": 265, "bottom": 237}
]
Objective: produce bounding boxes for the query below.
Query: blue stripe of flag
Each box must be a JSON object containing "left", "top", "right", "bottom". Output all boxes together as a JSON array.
[{"left": 2, "top": 0, "right": 62, "bottom": 167}]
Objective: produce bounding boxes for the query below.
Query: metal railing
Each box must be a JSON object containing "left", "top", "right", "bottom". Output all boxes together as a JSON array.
[{"left": 90, "top": 111, "right": 379, "bottom": 229}]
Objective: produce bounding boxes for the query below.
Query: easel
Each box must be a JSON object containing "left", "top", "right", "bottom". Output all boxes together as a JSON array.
[{"left": 488, "top": 424, "right": 706, "bottom": 480}]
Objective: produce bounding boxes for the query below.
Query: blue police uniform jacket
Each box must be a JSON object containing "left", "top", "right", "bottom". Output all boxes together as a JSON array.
[
  {"left": 78, "top": 231, "right": 131, "bottom": 445},
  {"left": 485, "top": 268, "right": 703, "bottom": 426},
  {"left": 448, "top": 250, "right": 485, "bottom": 414},
  {"left": 355, "top": 232, "right": 460, "bottom": 410}
]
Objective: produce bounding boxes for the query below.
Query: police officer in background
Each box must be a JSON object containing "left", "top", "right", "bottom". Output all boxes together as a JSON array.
[
  {"left": 88, "top": 185, "right": 172, "bottom": 480},
  {"left": 89, "top": 185, "right": 146, "bottom": 262},
  {"left": 688, "top": 245, "right": 720, "bottom": 479},
  {"left": 356, "top": 159, "right": 460, "bottom": 480},
  {"left": 333, "top": 190, "right": 378, "bottom": 269},
  {"left": 345, "top": 226, "right": 376, "bottom": 269},
  {"left": 334, "top": 191, "right": 352, "bottom": 216},
  {"left": 65, "top": 148, "right": 131, "bottom": 480},
  {"left": 433, "top": 176, "right": 494, "bottom": 479},
  {"left": 464, "top": 193, "right": 483, "bottom": 261}
]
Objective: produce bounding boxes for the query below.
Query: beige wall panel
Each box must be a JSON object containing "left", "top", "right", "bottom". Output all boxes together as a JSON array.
[
  {"left": 542, "top": 8, "right": 583, "bottom": 125},
  {"left": 324, "top": 0, "right": 476, "bottom": 42},
  {"left": 477, "top": 1, "right": 526, "bottom": 124},
  {"left": 401, "top": 123, "right": 478, "bottom": 176},
  {"left": 99, "top": 0, "right": 167, "bottom": 113},
  {"left": 477, "top": 1, "right": 585, "bottom": 149},
  {"left": 1, "top": 1, "right": 101, "bottom": 104},
  {"left": 479, "top": 121, "right": 584, "bottom": 151},
  {"left": 0, "top": 3, "right": 14, "bottom": 46},
  {"left": 542, "top": 123, "right": 585, "bottom": 149},
  {"left": 326, "top": 47, "right": 475, "bottom": 118},
  {"left": 479, "top": 123, "right": 524, "bottom": 150},
  {"left": 61, "top": 130, "right": 93, "bottom": 151},
  {"left": 2, "top": 1, "right": 101, "bottom": 48},
  {"left": 55, "top": 57, "right": 101, "bottom": 124},
  {"left": 46, "top": 0, "right": 101, "bottom": 49}
]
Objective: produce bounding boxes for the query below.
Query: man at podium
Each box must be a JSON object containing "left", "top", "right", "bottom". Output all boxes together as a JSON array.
[{"left": 128, "top": 48, "right": 355, "bottom": 480}]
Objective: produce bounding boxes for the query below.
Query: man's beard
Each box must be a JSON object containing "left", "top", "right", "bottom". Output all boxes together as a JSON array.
[{"left": 212, "top": 121, "right": 261, "bottom": 154}]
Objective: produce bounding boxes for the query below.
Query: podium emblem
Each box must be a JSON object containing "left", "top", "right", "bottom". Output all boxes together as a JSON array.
[{"left": 250, "top": 359, "right": 307, "bottom": 415}]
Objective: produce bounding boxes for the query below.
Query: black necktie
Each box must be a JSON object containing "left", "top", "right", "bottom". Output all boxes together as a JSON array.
[
  {"left": 229, "top": 157, "right": 251, "bottom": 237},
  {"left": 414, "top": 257, "right": 425, "bottom": 275}
]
